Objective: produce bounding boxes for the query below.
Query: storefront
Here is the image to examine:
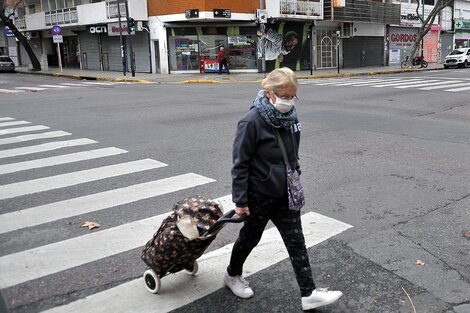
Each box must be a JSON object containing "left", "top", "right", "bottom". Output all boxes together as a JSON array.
[
  {"left": 455, "top": 20, "right": 470, "bottom": 48},
  {"left": 167, "top": 26, "right": 257, "bottom": 73},
  {"left": 79, "top": 23, "right": 150, "bottom": 72}
]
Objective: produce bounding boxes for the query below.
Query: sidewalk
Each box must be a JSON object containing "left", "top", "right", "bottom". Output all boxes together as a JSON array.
[{"left": 14, "top": 63, "right": 444, "bottom": 84}]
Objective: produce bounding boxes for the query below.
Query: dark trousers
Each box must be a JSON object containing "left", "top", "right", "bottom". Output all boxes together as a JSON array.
[
  {"left": 227, "top": 192, "right": 316, "bottom": 297},
  {"left": 219, "top": 59, "right": 230, "bottom": 74}
]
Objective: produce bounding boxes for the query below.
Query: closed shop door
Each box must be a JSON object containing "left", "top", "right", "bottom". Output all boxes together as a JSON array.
[
  {"left": 79, "top": 32, "right": 101, "bottom": 70},
  {"left": 131, "top": 32, "right": 150, "bottom": 73},
  {"left": 440, "top": 32, "right": 454, "bottom": 63},
  {"left": 423, "top": 30, "right": 439, "bottom": 63},
  {"left": 343, "top": 37, "right": 384, "bottom": 68},
  {"left": 101, "top": 36, "right": 123, "bottom": 71}
]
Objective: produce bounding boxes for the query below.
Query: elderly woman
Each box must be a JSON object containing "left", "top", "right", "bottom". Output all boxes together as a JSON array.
[{"left": 224, "top": 68, "right": 343, "bottom": 310}]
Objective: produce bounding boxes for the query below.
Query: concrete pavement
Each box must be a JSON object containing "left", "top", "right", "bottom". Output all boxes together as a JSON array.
[{"left": 14, "top": 63, "right": 445, "bottom": 84}]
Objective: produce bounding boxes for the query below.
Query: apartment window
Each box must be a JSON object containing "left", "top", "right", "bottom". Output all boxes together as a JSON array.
[{"left": 28, "top": 4, "right": 36, "bottom": 13}]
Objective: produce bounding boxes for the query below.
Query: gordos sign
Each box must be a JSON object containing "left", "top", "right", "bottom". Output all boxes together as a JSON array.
[{"left": 88, "top": 25, "right": 107, "bottom": 34}]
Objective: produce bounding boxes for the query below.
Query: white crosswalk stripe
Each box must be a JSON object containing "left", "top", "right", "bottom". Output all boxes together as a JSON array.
[
  {"left": 0, "top": 138, "right": 97, "bottom": 159},
  {"left": 0, "top": 88, "right": 24, "bottom": 93},
  {"left": 0, "top": 158, "right": 166, "bottom": 200},
  {"left": 0, "top": 130, "right": 71, "bottom": 146},
  {"left": 0, "top": 117, "right": 15, "bottom": 121},
  {"left": 0, "top": 120, "right": 30, "bottom": 128},
  {"left": 0, "top": 173, "right": 214, "bottom": 234},
  {"left": 1, "top": 81, "right": 133, "bottom": 94},
  {"left": 0, "top": 116, "right": 352, "bottom": 313},
  {"left": 0, "top": 125, "right": 50, "bottom": 135},
  {"left": 418, "top": 82, "right": 470, "bottom": 90},
  {"left": 14, "top": 87, "right": 47, "bottom": 91},
  {"left": 0, "top": 147, "right": 125, "bottom": 174},
  {"left": 299, "top": 77, "right": 470, "bottom": 93}
]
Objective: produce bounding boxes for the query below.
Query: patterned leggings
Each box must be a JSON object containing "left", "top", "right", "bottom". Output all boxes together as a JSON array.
[{"left": 227, "top": 192, "right": 316, "bottom": 297}]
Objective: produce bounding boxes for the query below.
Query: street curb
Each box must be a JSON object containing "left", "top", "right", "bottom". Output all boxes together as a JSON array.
[
  {"left": 15, "top": 65, "right": 443, "bottom": 84},
  {"left": 181, "top": 80, "right": 221, "bottom": 84},
  {"left": 51, "top": 73, "right": 151, "bottom": 83}
]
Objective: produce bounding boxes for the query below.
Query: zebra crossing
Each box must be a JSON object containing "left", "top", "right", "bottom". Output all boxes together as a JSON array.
[
  {"left": 0, "top": 116, "right": 352, "bottom": 313},
  {"left": 0, "top": 81, "right": 134, "bottom": 94},
  {"left": 299, "top": 76, "right": 470, "bottom": 93}
]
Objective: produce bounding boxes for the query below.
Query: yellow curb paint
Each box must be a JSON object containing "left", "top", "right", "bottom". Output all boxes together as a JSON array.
[{"left": 182, "top": 80, "right": 220, "bottom": 84}]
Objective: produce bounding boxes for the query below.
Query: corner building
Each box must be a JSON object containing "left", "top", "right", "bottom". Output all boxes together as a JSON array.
[{"left": 148, "top": 0, "right": 324, "bottom": 74}]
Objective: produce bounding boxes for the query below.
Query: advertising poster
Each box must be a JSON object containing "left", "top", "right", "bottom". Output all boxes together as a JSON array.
[{"left": 257, "top": 21, "right": 311, "bottom": 71}]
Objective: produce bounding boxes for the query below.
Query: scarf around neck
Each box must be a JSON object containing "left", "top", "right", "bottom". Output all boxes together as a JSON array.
[{"left": 253, "top": 90, "right": 297, "bottom": 129}]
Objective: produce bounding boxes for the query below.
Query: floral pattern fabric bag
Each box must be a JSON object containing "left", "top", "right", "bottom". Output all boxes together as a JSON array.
[{"left": 274, "top": 129, "right": 305, "bottom": 211}]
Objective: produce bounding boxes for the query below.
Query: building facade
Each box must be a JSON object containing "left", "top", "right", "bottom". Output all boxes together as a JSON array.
[{"left": 7, "top": 0, "right": 150, "bottom": 72}]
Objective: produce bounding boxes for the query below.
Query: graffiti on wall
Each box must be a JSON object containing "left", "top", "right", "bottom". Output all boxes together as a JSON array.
[{"left": 257, "top": 21, "right": 311, "bottom": 71}]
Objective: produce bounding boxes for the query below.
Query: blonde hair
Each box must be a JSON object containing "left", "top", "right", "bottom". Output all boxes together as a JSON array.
[{"left": 261, "top": 67, "right": 297, "bottom": 93}]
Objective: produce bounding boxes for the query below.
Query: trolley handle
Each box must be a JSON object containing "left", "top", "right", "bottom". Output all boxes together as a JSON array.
[{"left": 204, "top": 210, "right": 246, "bottom": 236}]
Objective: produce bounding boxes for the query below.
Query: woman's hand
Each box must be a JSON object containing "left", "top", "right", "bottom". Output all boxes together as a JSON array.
[{"left": 235, "top": 206, "right": 250, "bottom": 217}]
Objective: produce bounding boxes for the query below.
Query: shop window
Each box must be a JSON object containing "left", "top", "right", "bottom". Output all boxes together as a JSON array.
[
  {"left": 169, "top": 36, "right": 199, "bottom": 71},
  {"left": 228, "top": 35, "right": 257, "bottom": 69}
]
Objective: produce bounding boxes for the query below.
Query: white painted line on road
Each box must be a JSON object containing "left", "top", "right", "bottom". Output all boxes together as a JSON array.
[
  {"left": 0, "top": 117, "right": 14, "bottom": 121},
  {"left": 0, "top": 138, "right": 97, "bottom": 159},
  {"left": 38, "top": 85, "right": 72, "bottom": 88},
  {"left": 394, "top": 80, "right": 460, "bottom": 89},
  {"left": 418, "top": 82, "right": 470, "bottom": 90},
  {"left": 40, "top": 211, "right": 352, "bottom": 313},
  {"left": 0, "top": 121, "right": 30, "bottom": 128},
  {"left": 0, "top": 147, "right": 126, "bottom": 175},
  {"left": 60, "top": 83, "right": 91, "bottom": 87},
  {"left": 0, "top": 158, "right": 166, "bottom": 200},
  {"left": 0, "top": 125, "right": 50, "bottom": 136},
  {"left": 15, "top": 87, "right": 47, "bottom": 91},
  {"left": 338, "top": 78, "right": 404, "bottom": 87},
  {"left": 0, "top": 131, "right": 71, "bottom": 146},
  {"left": 0, "top": 191, "right": 227, "bottom": 289},
  {"left": 371, "top": 79, "right": 426, "bottom": 87},
  {"left": 0, "top": 172, "right": 218, "bottom": 234},
  {"left": 0, "top": 89, "right": 24, "bottom": 93},
  {"left": 445, "top": 85, "right": 470, "bottom": 92}
]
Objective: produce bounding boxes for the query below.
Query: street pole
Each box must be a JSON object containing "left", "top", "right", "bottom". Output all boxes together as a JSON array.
[
  {"left": 117, "top": 0, "right": 126, "bottom": 76},
  {"left": 421, "top": 0, "right": 425, "bottom": 58},
  {"left": 260, "top": 0, "right": 266, "bottom": 75},
  {"left": 125, "top": 0, "right": 135, "bottom": 77},
  {"left": 56, "top": 42, "right": 63, "bottom": 72}
]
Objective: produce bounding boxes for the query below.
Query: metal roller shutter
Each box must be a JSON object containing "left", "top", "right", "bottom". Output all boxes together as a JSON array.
[
  {"left": 79, "top": 32, "right": 101, "bottom": 70},
  {"left": 343, "top": 37, "right": 384, "bottom": 68}
]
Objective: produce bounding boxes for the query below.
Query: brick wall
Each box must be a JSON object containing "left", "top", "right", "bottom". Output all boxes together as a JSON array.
[{"left": 148, "top": 0, "right": 264, "bottom": 17}]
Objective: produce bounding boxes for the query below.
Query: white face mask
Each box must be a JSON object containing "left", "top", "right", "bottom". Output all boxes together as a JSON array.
[{"left": 270, "top": 95, "right": 295, "bottom": 113}]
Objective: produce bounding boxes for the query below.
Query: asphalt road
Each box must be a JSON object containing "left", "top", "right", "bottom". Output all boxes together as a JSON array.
[{"left": 0, "top": 69, "right": 470, "bottom": 313}]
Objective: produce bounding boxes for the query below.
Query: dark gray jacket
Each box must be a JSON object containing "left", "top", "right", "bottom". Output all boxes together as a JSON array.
[{"left": 232, "top": 107, "right": 301, "bottom": 207}]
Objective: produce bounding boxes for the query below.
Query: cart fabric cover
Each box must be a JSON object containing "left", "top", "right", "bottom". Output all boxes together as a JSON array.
[{"left": 141, "top": 196, "right": 223, "bottom": 275}]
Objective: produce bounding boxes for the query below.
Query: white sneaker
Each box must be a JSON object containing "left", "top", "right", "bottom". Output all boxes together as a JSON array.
[
  {"left": 301, "top": 288, "right": 343, "bottom": 310},
  {"left": 223, "top": 271, "right": 254, "bottom": 299}
]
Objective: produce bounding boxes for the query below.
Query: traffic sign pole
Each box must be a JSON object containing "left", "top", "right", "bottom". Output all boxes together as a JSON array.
[
  {"left": 51, "top": 25, "right": 63, "bottom": 72},
  {"left": 57, "top": 42, "right": 63, "bottom": 72}
]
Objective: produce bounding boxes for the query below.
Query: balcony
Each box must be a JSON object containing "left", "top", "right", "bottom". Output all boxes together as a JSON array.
[
  {"left": 13, "top": 17, "right": 27, "bottom": 30},
  {"left": 45, "top": 8, "right": 78, "bottom": 26},
  {"left": 267, "top": 0, "right": 324, "bottom": 20},
  {"left": 324, "top": 0, "right": 401, "bottom": 24}
]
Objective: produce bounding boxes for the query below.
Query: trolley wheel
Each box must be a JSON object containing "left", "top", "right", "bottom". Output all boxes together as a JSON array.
[
  {"left": 421, "top": 60, "right": 428, "bottom": 68},
  {"left": 400, "top": 60, "right": 407, "bottom": 69},
  {"left": 143, "top": 268, "right": 161, "bottom": 294},
  {"left": 186, "top": 260, "right": 199, "bottom": 276}
]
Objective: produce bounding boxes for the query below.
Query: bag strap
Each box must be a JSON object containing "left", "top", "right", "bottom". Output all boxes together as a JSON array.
[{"left": 273, "top": 129, "right": 289, "bottom": 166}]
